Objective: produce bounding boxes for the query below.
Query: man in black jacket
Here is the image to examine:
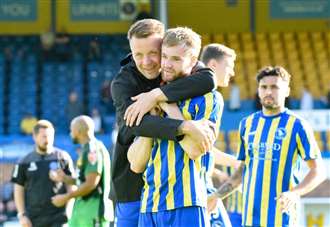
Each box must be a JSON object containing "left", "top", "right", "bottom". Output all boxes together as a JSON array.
[{"left": 111, "top": 19, "right": 217, "bottom": 227}]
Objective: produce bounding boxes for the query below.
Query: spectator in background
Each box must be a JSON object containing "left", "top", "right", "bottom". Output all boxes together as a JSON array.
[
  {"left": 12, "top": 120, "right": 75, "bottom": 227},
  {"left": 54, "top": 32, "right": 71, "bottom": 62},
  {"left": 88, "top": 40, "right": 102, "bottom": 62},
  {"left": 100, "top": 80, "right": 115, "bottom": 113},
  {"left": 20, "top": 113, "right": 38, "bottom": 135},
  {"left": 300, "top": 86, "right": 313, "bottom": 110},
  {"left": 65, "top": 91, "right": 83, "bottom": 126},
  {"left": 229, "top": 79, "right": 241, "bottom": 111},
  {"left": 100, "top": 80, "right": 112, "bottom": 104},
  {"left": 91, "top": 108, "right": 103, "bottom": 134},
  {"left": 40, "top": 32, "right": 55, "bottom": 62}
]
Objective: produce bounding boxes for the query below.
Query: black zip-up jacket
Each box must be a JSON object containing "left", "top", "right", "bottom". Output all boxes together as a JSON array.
[{"left": 110, "top": 55, "right": 216, "bottom": 202}]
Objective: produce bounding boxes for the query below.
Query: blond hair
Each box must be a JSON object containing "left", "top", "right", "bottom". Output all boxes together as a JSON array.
[
  {"left": 127, "top": 19, "right": 165, "bottom": 40},
  {"left": 162, "top": 27, "right": 201, "bottom": 58}
]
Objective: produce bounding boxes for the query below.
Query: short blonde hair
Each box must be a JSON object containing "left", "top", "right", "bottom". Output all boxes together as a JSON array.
[
  {"left": 127, "top": 19, "right": 165, "bottom": 40},
  {"left": 33, "top": 120, "right": 54, "bottom": 135},
  {"left": 162, "top": 27, "right": 201, "bottom": 58},
  {"left": 201, "top": 43, "right": 236, "bottom": 65}
]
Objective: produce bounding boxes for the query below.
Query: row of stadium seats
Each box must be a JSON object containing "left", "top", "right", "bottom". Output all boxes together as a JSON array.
[
  {"left": 202, "top": 31, "right": 330, "bottom": 100},
  {"left": 0, "top": 32, "right": 329, "bottom": 134},
  {"left": 215, "top": 130, "right": 330, "bottom": 153},
  {"left": 0, "top": 34, "right": 131, "bottom": 134}
]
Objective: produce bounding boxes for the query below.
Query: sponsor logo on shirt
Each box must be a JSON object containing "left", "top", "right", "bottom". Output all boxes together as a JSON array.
[
  {"left": 248, "top": 142, "right": 281, "bottom": 161},
  {"left": 27, "top": 162, "right": 37, "bottom": 171}
]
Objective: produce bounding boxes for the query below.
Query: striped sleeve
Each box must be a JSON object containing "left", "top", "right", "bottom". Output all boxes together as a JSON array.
[
  {"left": 194, "top": 92, "right": 222, "bottom": 126},
  {"left": 237, "top": 118, "right": 247, "bottom": 161},
  {"left": 296, "top": 119, "right": 320, "bottom": 160}
]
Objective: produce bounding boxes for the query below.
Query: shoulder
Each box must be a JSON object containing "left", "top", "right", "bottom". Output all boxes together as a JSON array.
[
  {"left": 194, "top": 91, "right": 223, "bottom": 105},
  {"left": 17, "top": 151, "right": 37, "bottom": 164},
  {"left": 53, "top": 147, "right": 72, "bottom": 161},
  {"left": 111, "top": 64, "right": 139, "bottom": 91},
  {"left": 285, "top": 110, "right": 311, "bottom": 131},
  {"left": 240, "top": 111, "right": 260, "bottom": 127}
]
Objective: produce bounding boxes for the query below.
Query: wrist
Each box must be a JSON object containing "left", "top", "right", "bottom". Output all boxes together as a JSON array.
[
  {"left": 17, "top": 211, "right": 26, "bottom": 219},
  {"left": 151, "top": 88, "right": 165, "bottom": 102},
  {"left": 66, "top": 191, "right": 74, "bottom": 199},
  {"left": 179, "top": 120, "right": 193, "bottom": 135}
]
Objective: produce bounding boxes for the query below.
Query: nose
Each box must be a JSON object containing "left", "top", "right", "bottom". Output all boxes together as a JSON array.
[
  {"left": 163, "top": 59, "right": 172, "bottom": 69},
  {"left": 265, "top": 87, "right": 273, "bottom": 95},
  {"left": 142, "top": 56, "right": 151, "bottom": 65}
]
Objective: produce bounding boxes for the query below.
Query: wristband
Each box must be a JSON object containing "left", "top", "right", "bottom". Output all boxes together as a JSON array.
[{"left": 17, "top": 212, "right": 26, "bottom": 218}]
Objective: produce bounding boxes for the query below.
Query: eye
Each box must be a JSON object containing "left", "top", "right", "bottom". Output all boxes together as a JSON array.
[{"left": 149, "top": 51, "right": 158, "bottom": 56}]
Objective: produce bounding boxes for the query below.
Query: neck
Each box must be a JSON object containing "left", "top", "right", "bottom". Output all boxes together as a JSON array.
[
  {"left": 80, "top": 134, "right": 94, "bottom": 145},
  {"left": 36, "top": 147, "right": 51, "bottom": 155},
  {"left": 262, "top": 106, "right": 285, "bottom": 116}
]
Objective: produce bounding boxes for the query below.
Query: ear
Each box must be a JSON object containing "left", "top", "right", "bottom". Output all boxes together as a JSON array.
[
  {"left": 207, "top": 59, "right": 218, "bottom": 70},
  {"left": 190, "top": 55, "right": 198, "bottom": 66}
]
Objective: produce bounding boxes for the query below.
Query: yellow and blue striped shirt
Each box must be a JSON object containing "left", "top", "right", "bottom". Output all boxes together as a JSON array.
[
  {"left": 237, "top": 109, "right": 320, "bottom": 227},
  {"left": 140, "top": 91, "right": 222, "bottom": 213}
]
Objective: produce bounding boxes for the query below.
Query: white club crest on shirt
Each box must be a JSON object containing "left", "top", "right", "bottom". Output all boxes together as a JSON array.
[
  {"left": 275, "top": 127, "right": 287, "bottom": 140},
  {"left": 88, "top": 151, "right": 98, "bottom": 165}
]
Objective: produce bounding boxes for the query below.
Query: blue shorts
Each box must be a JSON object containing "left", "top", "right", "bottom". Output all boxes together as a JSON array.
[
  {"left": 115, "top": 201, "right": 140, "bottom": 227},
  {"left": 228, "top": 212, "right": 242, "bottom": 227},
  {"left": 138, "top": 206, "right": 210, "bottom": 227}
]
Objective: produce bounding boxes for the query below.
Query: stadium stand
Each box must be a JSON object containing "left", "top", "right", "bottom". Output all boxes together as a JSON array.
[{"left": 0, "top": 32, "right": 329, "bottom": 151}]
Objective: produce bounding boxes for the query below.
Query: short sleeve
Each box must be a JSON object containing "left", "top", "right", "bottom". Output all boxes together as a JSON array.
[
  {"left": 296, "top": 120, "right": 321, "bottom": 161},
  {"left": 11, "top": 163, "right": 26, "bottom": 186}
]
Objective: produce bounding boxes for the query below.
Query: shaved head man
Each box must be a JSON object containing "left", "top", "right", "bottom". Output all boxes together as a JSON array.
[{"left": 51, "top": 115, "right": 113, "bottom": 227}]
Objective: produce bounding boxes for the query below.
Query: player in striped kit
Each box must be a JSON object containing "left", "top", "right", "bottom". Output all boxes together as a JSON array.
[
  {"left": 128, "top": 27, "right": 222, "bottom": 227},
  {"left": 210, "top": 66, "right": 325, "bottom": 227}
]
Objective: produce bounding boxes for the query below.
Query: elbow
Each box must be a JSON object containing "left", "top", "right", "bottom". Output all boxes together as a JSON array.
[
  {"left": 130, "top": 163, "right": 145, "bottom": 174},
  {"left": 316, "top": 166, "right": 327, "bottom": 184},
  {"left": 316, "top": 159, "right": 327, "bottom": 183},
  {"left": 127, "top": 152, "right": 142, "bottom": 173}
]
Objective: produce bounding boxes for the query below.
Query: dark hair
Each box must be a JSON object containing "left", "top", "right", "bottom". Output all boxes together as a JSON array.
[
  {"left": 256, "top": 66, "right": 291, "bottom": 84},
  {"left": 127, "top": 19, "right": 164, "bottom": 40},
  {"left": 33, "top": 120, "right": 54, "bottom": 135}
]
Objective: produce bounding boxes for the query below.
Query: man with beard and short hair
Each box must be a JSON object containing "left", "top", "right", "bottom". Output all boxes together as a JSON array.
[
  {"left": 209, "top": 66, "right": 326, "bottom": 227},
  {"left": 11, "top": 120, "right": 74, "bottom": 227},
  {"left": 51, "top": 115, "right": 113, "bottom": 227}
]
